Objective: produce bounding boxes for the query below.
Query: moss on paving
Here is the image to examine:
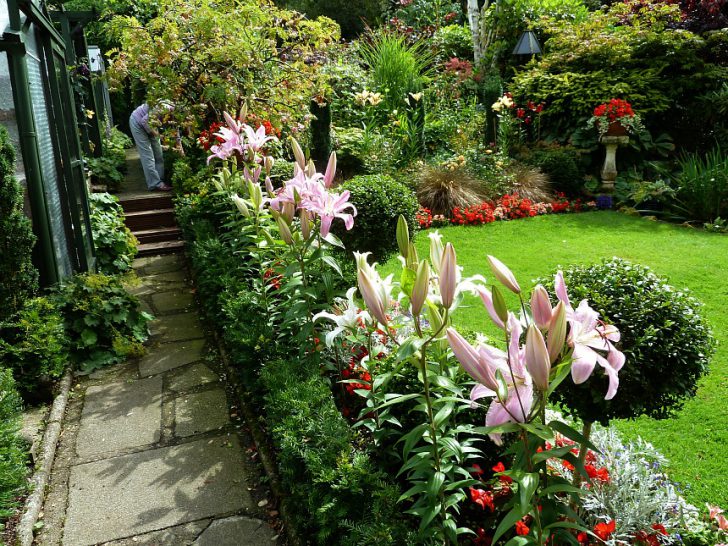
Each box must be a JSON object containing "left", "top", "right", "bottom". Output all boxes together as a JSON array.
[{"left": 382, "top": 211, "right": 728, "bottom": 507}]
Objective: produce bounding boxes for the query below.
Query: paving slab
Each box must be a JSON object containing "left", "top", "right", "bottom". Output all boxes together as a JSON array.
[
  {"left": 101, "top": 519, "right": 210, "bottom": 545},
  {"left": 146, "top": 270, "right": 188, "bottom": 284},
  {"left": 152, "top": 290, "right": 195, "bottom": 314},
  {"left": 76, "top": 376, "right": 163, "bottom": 458},
  {"left": 144, "top": 254, "right": 185, "bottom": 275},
  {"left": 138, "top": 339, "right": 206, "bottom": 377},
  {"left": 195, "top": 516, "right": 277, "bottom": 545},
  {"left": 175, "top": 389, "right": 230, "bottom": 437},
  {"left": 63, "top": 436, "right": 254, "bottom": 545},
  {"left": 168, "top": 364, "right": 219, "bottom": 393},
  {"left": 150, "top": 312, "right": 205, "bottom": 343}
]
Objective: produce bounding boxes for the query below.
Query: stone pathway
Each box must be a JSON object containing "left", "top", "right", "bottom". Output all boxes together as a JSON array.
[{"left": 38, "top": 255, "right": 277, "bottom": 545}]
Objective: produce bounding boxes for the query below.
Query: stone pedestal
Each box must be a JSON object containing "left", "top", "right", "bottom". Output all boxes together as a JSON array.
[{"left": 599, "top": 135, "right": 630, "bottom": 191}]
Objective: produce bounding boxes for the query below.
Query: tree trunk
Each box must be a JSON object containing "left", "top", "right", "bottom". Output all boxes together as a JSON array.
[{"left": 467, "top": 0, "right": 483, "bottom": 65}]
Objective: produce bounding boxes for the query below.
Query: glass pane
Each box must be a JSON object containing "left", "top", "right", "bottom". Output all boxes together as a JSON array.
[
  {"left": 0, "top": 53, "right": 26, "bottom": 181},
  {"left": 26, "top": 26, "right": 74, "bottom": 279}
]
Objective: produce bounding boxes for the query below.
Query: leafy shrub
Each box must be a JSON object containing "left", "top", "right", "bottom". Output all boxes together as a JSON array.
[
  {"left": 89, "top": 193, "right": 138, "bottom": 275},
  {"left": 277, "top": 0, "right": 383, "bottom": 38},
  {"left": 432, "top": 24, "right": 473, "bottom": 60},
  {"left": 520, "top": 145, "right": 584, "bottom": 195},
  {"left": 261, "top": 357, "right": 412, "bottom": 545},
  {"left": 0, "top": 367, "right": 27, "bottom": 521},
  {"left": 87, "top": 155, "right": 125, "bottom": 192},
  {"left": 54, "top": 273, "right": 152, "bottom": 373},
  {"left": 335, "top": 174, "right": 419, "bottom": 260},
  {"left": 674, "top": 148, "right": 728, "bottom": 223},
  {"left": 268, "top": 159, "right": 296, "bottom": 186},
  {"left": 0, "top": 125, "right": 37, "bottom": 322},
  {"left": 544, "top": 258, "right": 715, "bottom": 425},
  {"left": 416, "top": 164, "right": 486, "bottom": 216},
  {"left": 170, "top": 157, "right": 214, "bottom": 195},
  {"left": 510, "top": 4, "right": 728, "bottom": 146},
  {"left": 332, "top": 126, "right": 366, "bottom": 176},
  {"left": 0, "top": 297, "right": 69, "bottom": 403}
]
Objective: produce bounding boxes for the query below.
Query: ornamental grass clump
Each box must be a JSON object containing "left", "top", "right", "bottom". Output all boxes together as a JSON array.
[
  {"left": 416, "top": 164, "right": 486, "bottom": 216},
  {"left": 540, "top": 258, "right": 714, "bottom": 426}
]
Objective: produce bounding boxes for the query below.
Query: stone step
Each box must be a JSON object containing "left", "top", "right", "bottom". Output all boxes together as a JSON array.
[
  {"left": 125, "top": 208, "right": 177, "bottom": 231},
  {"left": 119, "top": 192, "right": 174, "bottom": 213},
  {"left": 134, "top": 226, "right": 183, "bottom": 244},
  {"left": 137, "top": 240, "right": 185, "bottom": 257}
]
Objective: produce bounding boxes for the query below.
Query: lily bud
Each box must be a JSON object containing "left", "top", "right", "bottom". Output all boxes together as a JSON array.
[
  {"left": 490, "top": 285, "right": 509, "bottom": 325},
  {"left": 357, "top": 269, "right": 388, "bottom": 327},
  {"left": 526, "top": 324, "right": 551, "bottom": 391},
  {"left": 547, "top": 301, "right": 567, "bottom": 364},
  {"left": 476, "top": 287, "right": 505, "bottom": 329},
  {"left": 281, "top": 202, "right": 296, "bottom": 224},
  {"left": 429, "top": 231, "right": 444, "bottom": 274},
  {"left": 427, "top": 302, "right": 443, "bottom": 333},
  {"left": 264, "top": 155, "right": 275, "bottom": 175},
  {"left": 323, "top": 151, "right": 337, "bottom": 188},
  {"left": 531, "top": 285, "right": 553, "bottom": 330},
  {"left": 247, "top": 180, "right": 263, "bottom": 210},
  {"left": 265, "top": 176, "right": 274, "bottom": 195},
  {"left": 410, "top": 260, "right": 430, "bottom": 317},
  {"left": 291, "top": 138, "right": 306, "bottom": 170},
  {"left": 231, "top": 194, "right": 250, "bottom": 218},
  {"left": 439, "top": 243, "right": 457, "bottom": 309},
  {"left": 238, "top": 103, "right": 248, "bottom": 123},
  {"left": 223, "top": 111, "right": 238, "bottom": 133},
  {"left": 300, "top": 209, "right": 312, "bottom": 241},
  {"left": 396, "top": 215, "right": 410, "bottom": 260},
  {"left": 406, "top": 242, "right": 418, "bottom": 270},
  {"left": 305, "top": 159, "right": 317, "bottom": 178},
  {"left": 275, "top": 216, "right": 294, "bottom": 245},
  {"left": 487, "top": 255, "right": 521, "bottom": 294}
]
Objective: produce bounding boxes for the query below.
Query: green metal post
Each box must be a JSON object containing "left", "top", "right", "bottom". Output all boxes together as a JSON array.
[{"left": 4, "top": 1, "right": 59, "bottom": 285}]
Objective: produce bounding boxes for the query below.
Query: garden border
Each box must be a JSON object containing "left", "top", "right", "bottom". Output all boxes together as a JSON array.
[
  {"left": 187, "top": 258, "right": 301, "bottom": 546},
  {"left": 15, "top": 370, "right": 72, "bottom": 546}
]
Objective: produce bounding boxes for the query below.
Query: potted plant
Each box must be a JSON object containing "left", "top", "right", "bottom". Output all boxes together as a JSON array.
[{"left": 587, "top": 98, "right": 644, "bottom": 137}]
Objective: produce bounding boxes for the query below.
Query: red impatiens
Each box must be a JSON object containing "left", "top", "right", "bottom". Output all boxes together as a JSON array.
[
  {"left": 593, "top": 520, "right": 616, "bottom": 541},
  {"left": 417, "top": 193, "right": 598, "bottom": 229},
  {"left": 515, "top": 519, "right": 530, "bottom": 536},
  {"left": 469, "top": 487, "right": 495, "bottom": 512}
]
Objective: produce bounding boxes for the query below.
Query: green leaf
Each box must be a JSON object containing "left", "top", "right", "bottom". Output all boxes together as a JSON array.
[
  {"left": 321, "top": 255, "right": 342, "bottom": 276},
  {"left": 427, "top": 471, "right": 446, "bottom": 498},
  {"left": 433, "top": 402, "right": 454, "bottom": 428},
  {"left": 398, "top": 482, "right": 428, "bottom": 502},
  {"left": 532, "top": 445, "right": 575, "bottom": 465},
  {"left": 548, "top": 421, "right": 600, "bottom": 453},
  {"left": 81, "top": 329, "right": 98, "bottom": 346},
  {"left": 397, "top": 337, "right": 425, "bottom": 361},
  {"left": 504, "top": 538, "right": 531, "bottom": 546},
  {"left": 518, "top": 472, "right": 539, "bottom": 509},
  {"left": 521, "top": 422, "right": 555, "bottom": 442},
  {"left": 400, "top": 266, "right": 416, "bottom": 299},
  {"left": 492, "top": 505, "right": 528, "bottom": 545},
  {"left": 540, "top": 483, "right": 583, "bottom": 496}
]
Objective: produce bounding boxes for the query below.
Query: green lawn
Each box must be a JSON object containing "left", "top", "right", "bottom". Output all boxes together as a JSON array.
[{"left": 381, "top": 211, "right": 728, "bottom": 508}]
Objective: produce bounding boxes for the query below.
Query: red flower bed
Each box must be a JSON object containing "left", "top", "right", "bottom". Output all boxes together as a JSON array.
[{"left": 417, "top": 193, "right": 597, "bottom": 229}]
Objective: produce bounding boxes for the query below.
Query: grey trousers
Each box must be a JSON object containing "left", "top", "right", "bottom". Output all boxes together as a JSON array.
[{"left": 129, "top": 115, "right": 164, "bottom": 190}]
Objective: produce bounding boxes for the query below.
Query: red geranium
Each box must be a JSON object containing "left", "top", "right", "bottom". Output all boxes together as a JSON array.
[{"left": 593, "top": 520, "right": 616, "bottom": 541}]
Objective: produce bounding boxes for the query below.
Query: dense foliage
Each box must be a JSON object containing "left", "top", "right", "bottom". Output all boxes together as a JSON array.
[
  {"left": 0, "top": 298, "right": 69, "bottom": 403},
  {"left": 89, "top": 192, "right": 138, "bottom": 274},
  {"left": 0, "top": 368, "right": 27, "bottom": 522},
  {"left": 335, "top": 174, "right": 419, "bottom": 261},
  {"left": 106, "top": 0, "right": 339, "bottom": 140},
  {"left": 510, "top": 3, "right": 728, "bottom": 149},
  {"left": 54, "top": 273, "right": 152, "bottom": 373},
  {"left": 545, "top": 258, "right": 715, "bottom": 425},
  {"left": 0, "top": 125, "right": 38, "bottom": 322}
]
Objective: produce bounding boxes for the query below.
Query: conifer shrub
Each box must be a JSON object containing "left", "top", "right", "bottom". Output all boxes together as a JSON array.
[{"left": 0, "top": 125, "right": 38, "bottom": 322}]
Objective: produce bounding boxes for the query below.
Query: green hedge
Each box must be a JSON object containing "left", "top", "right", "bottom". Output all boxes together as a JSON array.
[
  {"left": 176, "top": 194, "right": 413, "bottom": 544},
  {"left": 0, "top": 367, "right": 28, "bottom": 522}
]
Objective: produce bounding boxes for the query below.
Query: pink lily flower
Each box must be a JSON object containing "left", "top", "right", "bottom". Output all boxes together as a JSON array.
[
  {"left": 243, "top": 124, "right": 277, "bottom": 153},
  {"left": 305, "top": 189, "right": 357, "bottom": 237},
  {"left": 448, "top": 314, "right": 534, "bottom": 445},
  {"left": 554, "top": 271, "right": 626, "bottom": 400},
  {"left": 475, "top": 286, "right": 505, "bottom": 329}
]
